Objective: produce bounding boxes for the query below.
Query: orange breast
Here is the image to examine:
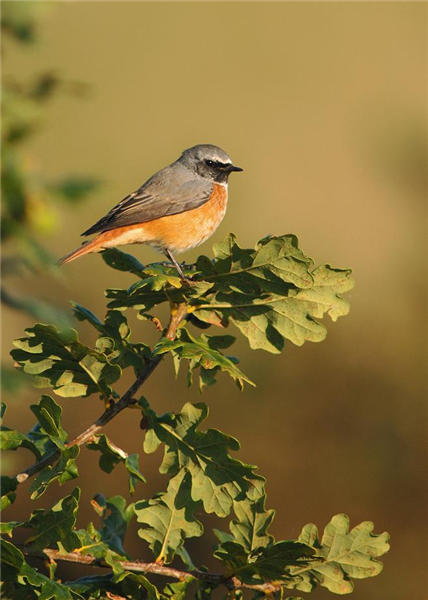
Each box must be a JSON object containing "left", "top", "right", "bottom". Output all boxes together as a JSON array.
[{"left": 99, "top": 183, "right": 228, "bottom": 254}]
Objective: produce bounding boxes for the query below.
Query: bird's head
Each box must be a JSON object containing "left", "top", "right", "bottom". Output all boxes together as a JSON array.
[{"left": 179, "top": 144, "right": 243, "bottom": 183}]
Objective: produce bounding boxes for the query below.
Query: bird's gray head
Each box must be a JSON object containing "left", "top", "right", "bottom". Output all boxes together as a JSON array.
[{"left": 178, "top": 144, "right": 243, "bottom": 183}]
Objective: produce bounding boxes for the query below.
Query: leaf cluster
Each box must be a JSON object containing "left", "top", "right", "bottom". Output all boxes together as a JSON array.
[
  {"left": 10, "top": 307, "right": 150, "bottom": 399},
  {"left": 0, "top": 234, "right": 390, "bottom": 599},
  {"left": 105, "top": 234, "right": 354, "bottom": 354}
]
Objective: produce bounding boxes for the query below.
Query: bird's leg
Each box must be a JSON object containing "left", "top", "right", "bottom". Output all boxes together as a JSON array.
[{"left": 164, "top": 249, "right": 192, "bottom": 283}]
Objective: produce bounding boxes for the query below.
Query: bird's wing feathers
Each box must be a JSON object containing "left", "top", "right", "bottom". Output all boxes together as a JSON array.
[{"left": 81, "top": 167, "right": 214, "bottom": 236}]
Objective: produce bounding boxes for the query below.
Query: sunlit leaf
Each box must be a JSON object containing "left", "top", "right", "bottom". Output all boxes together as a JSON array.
[
  {"left": 11, "top": 323, "right": 121, "bottom": 399},
  {"left": 71, "top": 303, "right": 150, "bottom": 374},
  {"left": 105, "top": 234, "right": 354, "bottom": 354},
  {"left": 30, "top": 395, "right": 67, "bottom": 449},
  {"left": 287, "top": 514, "right": 391, "bottom": 594},
  {"left": 214, "top": 495, "right": 275, "bottom": 552},
  {"left": 135, "top": 470, "right": 203, "bottom": 563},
  {"left": 154, "top": 328, "right": 253, "bottom": 391},
  {"left": 193, "top": 235, "right": 355, "bottom": 353},
  {"left": 141, "top": 399, "right": 264, "bottom": 517}
]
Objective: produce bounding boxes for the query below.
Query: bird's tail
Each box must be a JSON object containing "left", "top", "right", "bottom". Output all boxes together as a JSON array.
[{"left": 58, "top": 238, "right": 102, "bottom": 266}]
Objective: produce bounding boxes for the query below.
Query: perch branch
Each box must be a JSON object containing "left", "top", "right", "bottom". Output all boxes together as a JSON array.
[
  {"left": 22, "top": 546, "right": 283, "bottom": 594},
  {"left": 15, "top": 303, "right": 189, "bottom": 485}
]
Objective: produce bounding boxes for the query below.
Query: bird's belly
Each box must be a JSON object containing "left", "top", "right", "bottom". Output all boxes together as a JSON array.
[{"left": 143, "top": 183, "right": 228, "bottom": 253}]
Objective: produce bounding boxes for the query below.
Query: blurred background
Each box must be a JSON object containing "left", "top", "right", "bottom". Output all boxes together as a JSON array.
[{"left": 1, "top": 2, "right": 427, "bottom": 598}]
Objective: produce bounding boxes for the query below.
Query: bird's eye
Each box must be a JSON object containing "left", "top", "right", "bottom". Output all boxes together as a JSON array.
[{"left": 205, "top": 160, "right": 214, "bottom": 167}]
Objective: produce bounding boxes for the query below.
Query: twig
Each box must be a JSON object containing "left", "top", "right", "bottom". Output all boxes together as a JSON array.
[
  {"left": 22, "top": 546, "right": 283, "bottom": 594},
  {"left": 15, "top": 303, "right": 189, "bottom": 485},
  {"left": 13, "top": 299, "right": 288, "bottom": 595}
]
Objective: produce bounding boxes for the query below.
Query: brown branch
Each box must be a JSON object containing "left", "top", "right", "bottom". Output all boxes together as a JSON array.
[
  {"left": 15, "top": 303, "right": 189, "bottom": 485},
  {"left": 13, "top": 299, "right": 286, "bottom": 595},
  {"left": 23, "top": 546, "right": 283, "bottom": 594}
]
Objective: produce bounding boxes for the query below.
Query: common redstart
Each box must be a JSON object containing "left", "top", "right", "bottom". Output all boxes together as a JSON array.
[{"left": 59, "top": 144, "right": 243, "bottom": 279}]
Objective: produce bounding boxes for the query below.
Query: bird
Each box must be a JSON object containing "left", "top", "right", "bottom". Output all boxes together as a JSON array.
[{"left": 58, "top": 144, "right": 243, "bottom": 280}]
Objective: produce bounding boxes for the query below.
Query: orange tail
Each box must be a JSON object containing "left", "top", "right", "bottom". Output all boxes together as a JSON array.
[{"left": 58, "top": 238, "right": 103, "bottom": 266}]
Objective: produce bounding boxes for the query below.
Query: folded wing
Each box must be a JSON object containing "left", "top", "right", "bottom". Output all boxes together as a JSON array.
[{"left": 82, "top": 166, "right": 213, "bottom": 236}]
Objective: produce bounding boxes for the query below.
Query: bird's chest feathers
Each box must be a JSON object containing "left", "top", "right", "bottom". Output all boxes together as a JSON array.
[
  {"left": 189, "top": 183, "right": 228, "bottom": 241},
  {"left": 151, "top": 183, "right": 228, "bottom": 253}
]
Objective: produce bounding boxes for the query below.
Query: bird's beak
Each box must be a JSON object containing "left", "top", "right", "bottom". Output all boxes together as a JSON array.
[{"left": 225, "top": 164, "right": 244, "bottom": 173}]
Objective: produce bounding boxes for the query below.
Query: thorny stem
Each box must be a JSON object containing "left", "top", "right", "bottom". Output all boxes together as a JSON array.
[
  {"left": 22, "top": 547, "right": 283, "bottom": 594},
  {"left": 14, "top": 303, "right": 189, "bottom": 485}
]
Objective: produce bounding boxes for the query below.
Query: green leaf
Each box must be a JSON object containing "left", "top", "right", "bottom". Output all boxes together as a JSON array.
[
  {"left": 105, "top": 262, "right": 213, "bottom": 313},
  {"left": 125, "top": 454, "right": 146, "bottom": 495},
  {"left": 66, "top": 573, "right": 124, "bottom": 596},
  {"left": 214, "top": 495, "right": 275, "bottom": 552},
  {"left": 0, "top": 426, "right": 28, "bottom": 452},
  {"left": 0, "top": 539, "right": 80, "bottom": 599},
  {"left": 73, "top": 495, "right": 134, "bottom": 578},
  {"left": 133, "top": 264, "right": 186, "bottom": 291},
  {"left": 115, "top": 571, "right": 168, "bottom": 599},
  {"left": 192, "top": 234, "right": 354, "bottom": 353},
  {"left": 176, "top": 545, "right": 197, "bottom": 571},
  {"left": 135, "top": 470, "right": 203, "bottom": 563},
  {"left": 163, "top": 578, "right": 193, "bottom": 599},
  {"left": 101, "top": 247, "right": 145, "bottom": 276},
  {"left": 30, "top": 395, "right": 67, "bottom": 449},
  {"left": 0, "top": 538, "right": 24, "bottom": 581},
  {"left": 0, "top": 396, "right": 58, "bottom": 460},
  {"left": 208, "top": 233, "right": 314, "bottom": 289},
  {"left": 86, "top": 434, "right": 128, "bottom": 472},
  {"left": 1, "top": 396, "right": 69, "bottom": 479},
  {"left": 0, "top": 422, "right": 42, "bottom": 458},
  {"left": 86, "top": 434, "right": 145, "bottom": 494},
  {"left": 0, "top": 520, "right": 23, "bottom": 536},
  {"left": 106, "top": 234, "right": 354, "bottom": 354},
  {"left": 154, "top": 328, "right": 253, "bottom": 391},
  {"left": 75, "top": 523, "right": 125, "bottom": 578},
  {"left": 292, "top": 264, "right": 355, "bottom": 322},
  {"left": 1, "top": 475, "right": 18, "bottom": 510},
  {"left": 21, "top": 562, "right": 80, "bottom": 599},
  {"left": 29, "top": 445, "right": 79, "bottom": 499},
  {"left": 11, "top": 323, "right": 121, "bottom": 398},
  {"left": 287, "top": 514, "right": 390, "bottom": 594},
  {"left": 141, "top": 399, "right": 264, "bottom": 517},
  {"left": 24, "top": 488, "right": 81, "bottom": 552},
  {"left": 72, "top": 303, "right": 150, "bottom": 375},
  {"left": 214, "top": 540, "right": 315, "bottom": 584},
  {"left": 12, "top": 422, "right": 58, "bottom": 465}
]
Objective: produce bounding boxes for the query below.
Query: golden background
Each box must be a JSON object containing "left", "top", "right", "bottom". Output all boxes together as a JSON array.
[{"left": 2, "top": 2, "right": 427, "bottom": 598}]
